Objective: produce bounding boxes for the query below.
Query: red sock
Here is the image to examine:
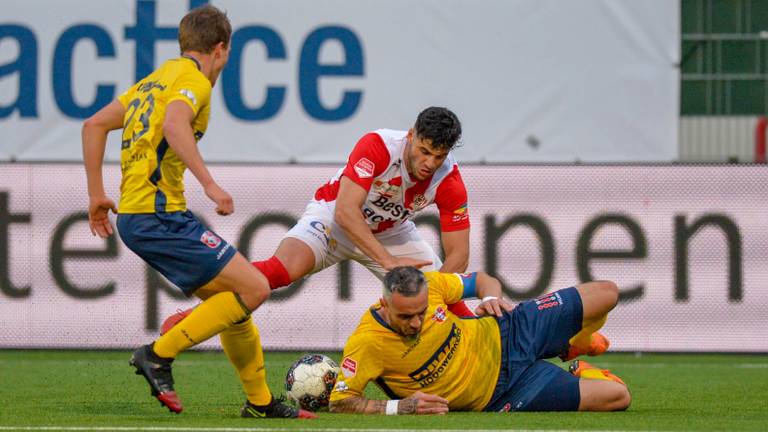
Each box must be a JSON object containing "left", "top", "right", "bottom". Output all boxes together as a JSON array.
[
  {"left": 447, "top": 300, "right": 475, "bottom": 317},
  {"left": 252, "top": 256, "right": 292, "bottom": 290}
]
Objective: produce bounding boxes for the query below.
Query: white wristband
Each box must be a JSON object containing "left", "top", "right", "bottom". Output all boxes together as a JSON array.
[
  {"left": 480, "top": 296, "right": 498, "bottom": 304},
  {"left": 385, "top": 399, "right": 400, "bottom": 415}
]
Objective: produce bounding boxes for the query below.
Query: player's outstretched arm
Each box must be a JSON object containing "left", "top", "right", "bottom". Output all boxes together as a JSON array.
[
  {"left": 473, "top": 272, "right": 515, "bottom": 317},
  {"left": 82, "top": 99, "right": 123, "bottom": 238},
  {"left": 329, "top": 391, "right": 449, "bottom": 415},
  {"left": 163, "top": 100, "right": 233, "bottom": 215},
  {"left": 335, "top": 177, "right": 431, "bottom": 270}
]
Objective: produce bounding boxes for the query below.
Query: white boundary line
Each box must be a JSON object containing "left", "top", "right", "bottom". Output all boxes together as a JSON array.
[{"left": 0, "top": 428, "right": 671, "bottom": 432}]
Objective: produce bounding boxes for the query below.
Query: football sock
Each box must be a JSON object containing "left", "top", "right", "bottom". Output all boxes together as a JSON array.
[
  {"left": 252, "top": 256, "right": 292, "bottom": 290},
  {"left": 569, "top": 314, "right": 607, "bottom": 350},
  {"left": 153, "top": 291, "right": 250, "bottom": 359},
  {"left": 580, "top": 368, "right": 613, "bottom": 381},
  {"left": 220, "top": 318, "right": 272, "bottom": 405}
]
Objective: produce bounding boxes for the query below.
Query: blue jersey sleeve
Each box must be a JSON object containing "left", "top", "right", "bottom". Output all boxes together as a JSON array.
[{"left": 459, "top": 273, "right": 478, "bottom": 299}]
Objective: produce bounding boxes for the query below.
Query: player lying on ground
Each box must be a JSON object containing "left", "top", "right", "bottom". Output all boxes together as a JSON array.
[
  {"left": 82, "top": 4, "right": 313, "bottom": 419},
  {"left": 328, "top": 267, "right": 629, "bottom": 414}
]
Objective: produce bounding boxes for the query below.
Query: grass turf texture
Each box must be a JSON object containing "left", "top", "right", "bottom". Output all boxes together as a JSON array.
[{"left": 0, "top": 351, "right": 766, "bottom": 431}]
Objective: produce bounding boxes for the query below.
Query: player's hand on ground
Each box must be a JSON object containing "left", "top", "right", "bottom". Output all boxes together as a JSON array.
[
  {"left": 88, "top": 195, "right": 117, "bottom": 238},
  {"left": 402, "top": 391, "right": 449, "bottom": 415},
  {"left": 383, "top": 257, "right": 433, "bottom": 271},
  {"left": 204, "top": 183, "right": 234, "bottom": 215},
  {"left": 474, "top": 297, "right": 514, "bottom": 317}
]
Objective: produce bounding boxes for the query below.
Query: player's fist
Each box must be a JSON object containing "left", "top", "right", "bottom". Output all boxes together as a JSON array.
[
  {"left": 404, "top": 391, "right": 449, "bottom": 415},
  {"left": 88, "top": 195, "right": 117, "bottom": 238},
  {"left": 204, "top": 183, "right": 234, "bottom": 215}
]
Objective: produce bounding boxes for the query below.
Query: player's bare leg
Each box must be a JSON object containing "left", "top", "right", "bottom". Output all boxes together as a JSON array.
[
  {"left": 271, "top": 237, "right": 316, "bottom": 282},
  {"left": 561, "top": 281, "right": 618, "bottom": 361},
  {"left": 574, "top": 362, "right": 631, "bottom": 411},
  {"left": 136, "top": 253, "right": 270, "bottom": 413},
  {"left": 162, "top": 238, "right": 316, "bottom": 333}
]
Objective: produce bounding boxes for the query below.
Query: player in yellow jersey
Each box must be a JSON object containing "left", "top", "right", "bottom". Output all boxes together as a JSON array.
[
  {"left": 329, "top": 267, "right": 630, "bottom": 414},
  {"left": 81, "top": 5, "right": 314, "bottom": 419}
]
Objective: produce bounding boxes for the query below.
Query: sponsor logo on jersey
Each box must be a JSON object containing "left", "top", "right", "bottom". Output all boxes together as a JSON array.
[
  {"left": 452, "top": 203, "right": 469, "bottom": 222},
  {"left": 412, "top": 194, "right": 428, "bottom": 210},
  {"left": 408, "top": 323, "right": 461, "bottom": 387},
  {"left": 535, "top": 292, "right": 563, "bottom": 310},
  {"left": 334, "top": 380, "right": 349, "bottom": 392},
  {"left": 179, "top": 89, "right": 197, "bottom": 106},
  {"left": 431, "top": 306, "right": 447, "bottom": 323},
  {"left": 342, "top": 357, "right": 358, "bottom": 377},
  {"left": 200, "top": 231, "right": 221, "bottom": 248},
  {"left": 354, "top": 158, "right": 375, "bottom": 178},
  {"left": 373, "top": 178, "right": 402, "bottom": 198}
]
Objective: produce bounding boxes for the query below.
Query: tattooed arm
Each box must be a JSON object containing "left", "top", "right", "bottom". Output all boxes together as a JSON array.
[{"left": 329, "top": 391, "right": 449, "bottom": 415}]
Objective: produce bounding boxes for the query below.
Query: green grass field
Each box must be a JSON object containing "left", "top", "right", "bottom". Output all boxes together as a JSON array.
[{"left": 0, "top": 350, "right": 766, "bottom": 431}]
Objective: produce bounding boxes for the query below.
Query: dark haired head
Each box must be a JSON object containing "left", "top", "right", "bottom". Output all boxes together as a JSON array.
[
  {"left": 383, "top": 267, "right": 427, "bottom": 299},
  {"left": 413, "top": 107, "right": 462, "bottom": 151}
]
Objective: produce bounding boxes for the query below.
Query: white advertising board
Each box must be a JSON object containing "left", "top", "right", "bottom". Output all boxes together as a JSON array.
[
  {"left": 0, "top": 0, "right": 679, "bottom": 163},
  {"left": 0, "top": 164, "right": 765, "bottom": 352}
]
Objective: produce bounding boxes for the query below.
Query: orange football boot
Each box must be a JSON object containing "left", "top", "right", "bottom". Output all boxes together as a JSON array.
[
  {"left": 560, "top": 331, "right": 610, "bottom": 361},
  {"left": 569, "top": 360, "right": 625, "bottom": 386}
]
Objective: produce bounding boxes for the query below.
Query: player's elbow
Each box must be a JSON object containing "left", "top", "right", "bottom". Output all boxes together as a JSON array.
[{"left": 82, "top": 115, "right": 105, "bottom": 136}]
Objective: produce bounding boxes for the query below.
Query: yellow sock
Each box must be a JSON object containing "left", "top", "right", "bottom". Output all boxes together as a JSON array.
[
  {"left": 580, "top": 368, "right": 613, "bottom": 381},
  {"left": 220, "top": 318, "right": 272, "bottom": 405},
  {"left": 153, "top": 291, "right": 250, "bottom": 359},
  {"left": 569, "top": 315, "right": 607, "bottom": 349}
]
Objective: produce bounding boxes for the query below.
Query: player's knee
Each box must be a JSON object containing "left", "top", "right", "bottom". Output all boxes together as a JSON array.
[
  {"left": 611, "top": 385, "right": 632, "bottom": 411},
  {"left": 602, "top": 383, "right": 631, "bottom": 411},
  {"left": 238, "top": 277, "right": 271, "bottom": 311},
  {"left": 593, "top": 280, "right": 619, "bottom": 308}
]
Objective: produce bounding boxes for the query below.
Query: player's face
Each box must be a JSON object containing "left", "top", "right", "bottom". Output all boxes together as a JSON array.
[
  {"left": 382, "top": 289, "right": 429, "bottom": 339},
  {"left": 405, "top": 129, "right": 449, "bottom": 181},
  {"left": 209, "top": 42, "right": 231, "bottom": 86}
]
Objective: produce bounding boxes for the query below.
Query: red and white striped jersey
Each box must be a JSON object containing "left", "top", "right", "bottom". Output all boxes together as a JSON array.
[{"left": 313, "top": 129, "right": 470, "bottom": 234}]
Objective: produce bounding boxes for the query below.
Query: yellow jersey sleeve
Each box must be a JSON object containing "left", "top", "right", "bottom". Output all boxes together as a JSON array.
[
  {"left": 167, "top": 73, "right": 211, "bottom": 116},
  {"left": 117, "top": 81, "right": 141, "bottom": 108},
  {"left": 424, "top": 271, "right": 477, "bottom": 305},
  {"left": 330, "top": 323, "right": 383, "bottom": 402}
]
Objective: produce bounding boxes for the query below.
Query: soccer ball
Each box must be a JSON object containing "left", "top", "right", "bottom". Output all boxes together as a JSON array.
[{"left": 285, "top": 354, "right": 340, "bottom": 411}]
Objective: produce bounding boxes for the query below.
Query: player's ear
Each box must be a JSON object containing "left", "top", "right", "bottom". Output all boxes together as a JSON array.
[{"left": 380, "top": 297, "right": 388, "bottom": 308}]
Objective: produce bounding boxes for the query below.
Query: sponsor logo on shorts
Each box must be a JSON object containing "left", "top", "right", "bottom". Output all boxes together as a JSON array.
[
  {"left": 499, "top": 402, "right": 512, "bottom": 412},
  {"left": 200, "top": 231, "right": 222, "bottom": 248},
  {"left": 309, "top": 220, "right": 336, "bottom": 250},
  {"left": 216, "top": 243, "right": 231, "bottom": 260},
  {"left": 535, "top": 292, "right": 563, "bottom": 310},
  {"left": 432, "top": 306, "right": 447, "bottom": 323},
  {"left": 341, "top": 357, "right": 357, "bottom": 377},
  {"left": 354, "top": 158, "right": 375, "bottom": 178}
]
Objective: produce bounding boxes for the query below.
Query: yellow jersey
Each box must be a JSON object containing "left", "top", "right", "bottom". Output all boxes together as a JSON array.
[
  {"left": 116, "top": 57, "right": 212, "bottom": 213},
  {"left": 330, "top": 271, "right": 501, "bottom": 411}
]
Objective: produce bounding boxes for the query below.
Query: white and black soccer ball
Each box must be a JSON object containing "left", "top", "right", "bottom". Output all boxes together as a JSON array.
[{"left": 285, "top": 354, "right": 340, "bottom": 411}]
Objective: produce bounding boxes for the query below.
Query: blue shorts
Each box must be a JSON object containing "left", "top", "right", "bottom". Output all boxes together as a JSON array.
[
  {"left": 483, "top": 287, "right": 583, "bottom": 412},
  {"left": 117, "top": 211, "right": 237, "bottom": 295}
]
